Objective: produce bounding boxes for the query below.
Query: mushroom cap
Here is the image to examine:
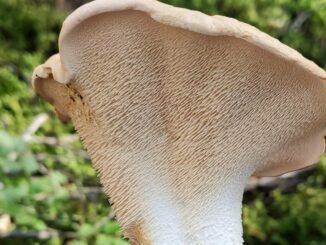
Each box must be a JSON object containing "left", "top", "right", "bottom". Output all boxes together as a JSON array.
[
  {"left": 32, "top": 54, "right": 71, "bottom": 122},
  {"left": 58, "top": 0, "right": 325, "bottom": 80},
  {"left": 33, "top": 0, "right": 326, "bottom": 177}
]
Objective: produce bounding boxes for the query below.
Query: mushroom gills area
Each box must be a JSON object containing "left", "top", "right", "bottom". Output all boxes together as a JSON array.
[{"left": 58, "top": 9, "right": 326, "bottom": 245}]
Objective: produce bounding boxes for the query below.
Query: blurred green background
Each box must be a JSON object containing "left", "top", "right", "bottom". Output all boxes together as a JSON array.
[{"left": 0, "top": 0, "right": 325, "bottom": 244}]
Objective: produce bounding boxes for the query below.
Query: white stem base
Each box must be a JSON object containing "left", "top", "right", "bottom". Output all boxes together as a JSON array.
[{"left": 139, "top": 171, "right": 250, "bottom": 245}]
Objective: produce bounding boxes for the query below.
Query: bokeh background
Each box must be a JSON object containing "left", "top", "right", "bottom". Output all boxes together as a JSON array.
[{"left": 0, "top": 0, "right": 325, "bottom": 244}]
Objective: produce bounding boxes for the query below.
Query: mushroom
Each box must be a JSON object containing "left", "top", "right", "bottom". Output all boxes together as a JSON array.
[{"left": 32, "top": 0, "right": 326, "bottom": 244}]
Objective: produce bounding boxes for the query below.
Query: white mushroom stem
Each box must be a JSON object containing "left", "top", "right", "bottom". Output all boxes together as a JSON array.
[
  {"left": 135, "top": 172, "right": 251, "bottom": 244},
  {"left": 182, "top": 171, "right": 252, "bottom": 244}
]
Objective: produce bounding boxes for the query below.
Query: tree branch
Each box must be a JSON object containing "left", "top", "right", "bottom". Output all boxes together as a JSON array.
[
  {"left": 0, "top": 229, "right": 76, "bottom": 240},
  {"left": 22, "top": 113, "right": 48, "bottom": 142},
  {"left": 29, "top": 134, "right": 79, "bottom": 146},
  {"left": 245, "top": 166, "right": 316, "bottom": 193}
]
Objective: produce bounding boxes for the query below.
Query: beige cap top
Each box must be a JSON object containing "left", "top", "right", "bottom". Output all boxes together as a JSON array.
[{"left": 59, "top": 0, "right": 325, "bottom": 81}]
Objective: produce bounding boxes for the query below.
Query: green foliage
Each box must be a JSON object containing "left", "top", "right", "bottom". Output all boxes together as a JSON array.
[
  {"left": 0, "top": 0, "right": 325, "bottom": 244},
  {"left": 0, "top": 0, "right": 126, "bottom": 244},
  {"left": 243, "top": 155, "right": 326, "bottom": 245},
  {"left": 0, "top": 130, "right": 126, "bottom": 244},
  {"left": 0, "top": 0, "right": 63, "bottom": 58}
]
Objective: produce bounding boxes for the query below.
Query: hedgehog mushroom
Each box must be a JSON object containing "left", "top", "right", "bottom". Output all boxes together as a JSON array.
[{"left": 32, "top": 0, "right": 326, "bottom": 244}]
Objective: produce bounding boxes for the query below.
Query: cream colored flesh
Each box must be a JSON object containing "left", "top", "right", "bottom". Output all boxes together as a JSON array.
[{"left": 32, "top": 1, "right": 326, "bottom": 244}]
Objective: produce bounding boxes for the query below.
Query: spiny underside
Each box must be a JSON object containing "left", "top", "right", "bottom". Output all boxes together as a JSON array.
[
  {"left": 32, "top": 2, "right": 326, "bottom": 243},
  {"left": 55, "top": 11, "right": 326, "bottom": 242}
]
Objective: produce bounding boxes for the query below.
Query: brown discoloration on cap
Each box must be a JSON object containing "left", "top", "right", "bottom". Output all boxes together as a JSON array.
[
  {"left": 126, "top": 221, "right": 152, "bottom": 245},
  {"left": 33, "top": 73, "right": 71, "bottom": 122},
  {"left": 33, "top": 72, "right": 95, "bottom": 125}
]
